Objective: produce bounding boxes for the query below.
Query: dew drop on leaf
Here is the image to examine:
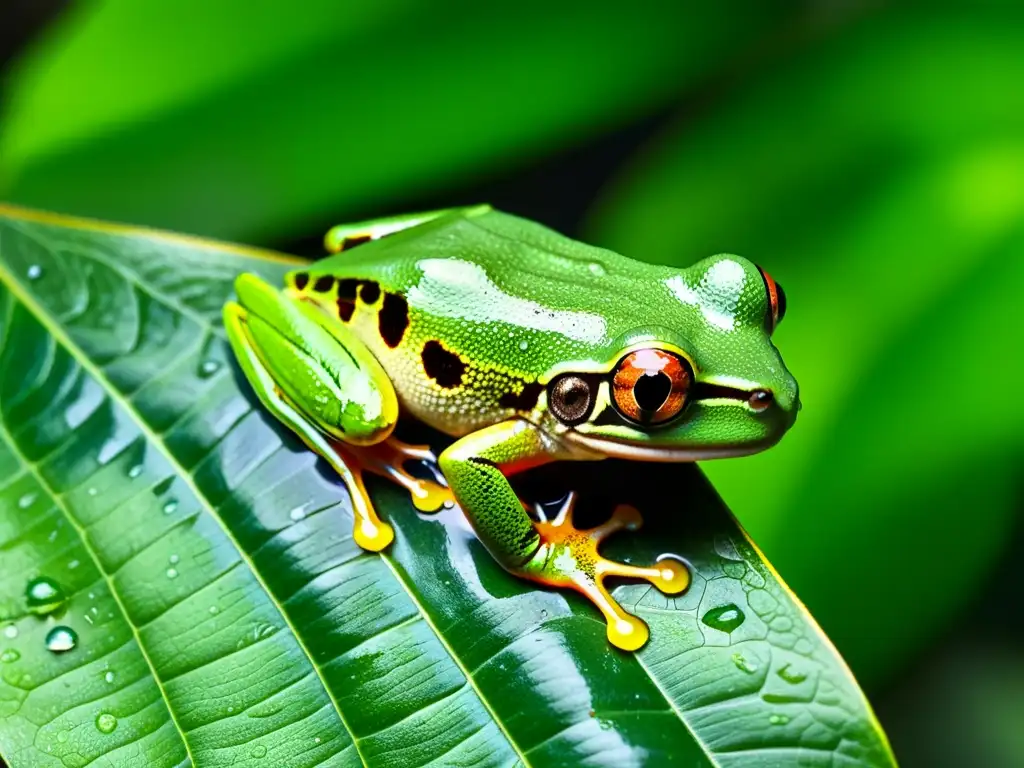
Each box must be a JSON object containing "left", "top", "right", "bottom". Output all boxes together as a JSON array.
[
  {"left": 199, "top": 360, "right": 221, "bottom": 378},
  {"left": 26, "top": 577, "right": 66, "bottom": 616},
  {"left": 518, "top": 340, "right": 529, "bottom": 351},
  {"left": 769, "top": 714, "right": 790, "bottom": 725},
  {"left": 168, "top": 554, "right": 180, "bottom": 565},
  {"left": 162, "top": 500, "right": 178, "bottom": 514},
  {"left": 95, "top": 713, "right": 117, "bottom": 734},
  {"left": 701, "top": 603, "right": 745, "bottom": 633},
  {"left": 250, "top": 745, "right": 267, "bottom": 758},
  {"left": 127, "top": 465, "right": 143, "bottom": 479},
  {"left": 45, "top": 626, "right": 78, "bottom": 653},
  {"left": 3, "top": 624, "right": 18, "bottom": 639},
  {"left": 1, "top": 649, "right": 20, "bottom": 663},
  {"left": 27, "top": 264, "right": 42, "bottom": 280},
  {"left": 17, "top": 492, "right": 37, "bottom": 509},
  {"left": 166, "top": 568, "right": 178, "bottom": 579},
  {"left": 104, "top": 670, "right": 115, "bottom": 684},
  {"left": 731, "top": 652, "right": 758, "bottom": 674}
]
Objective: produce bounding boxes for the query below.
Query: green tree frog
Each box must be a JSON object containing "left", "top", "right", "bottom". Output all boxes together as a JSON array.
[{"left": 223, "top": 205, "right": 799, "bottom": 651}]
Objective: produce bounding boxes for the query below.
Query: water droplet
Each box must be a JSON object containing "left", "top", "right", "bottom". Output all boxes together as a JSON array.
[
  {"left": 588, "top": 262, "right": 606, "bottom": 276},
  {"left": 518, "top": 340, "right": 529, "bottom": 351},
  {"left": 250, "top": 745, "right": 267, "bottom": 758},
  {"left": 83, "top": 614, "right": 93, "bottom": 625},
  {"left": 45, "top": 626, "right": 78, "bottom": 653},
  {"left": 18, "top": 492, "right": 37, "bottom": 509},
  {"left": 127, "top": 465, "right": 143, "bottom": 479},
  {"left": 67, "top": 560, "right": 79, "bottom": 570},
  {"left": 87, "top": 487, "right": 98, "bottom": 497},
  {"left": 57, "top": 729, "right": 69, "bottom": 743},
  {"left": 104, "top": 670, "right": 115, "bottom": 684},
  {"left": 769, "top": 714, "right": 790, "bottom": 725},
  {"left": 95, "top": 712, "right": 117, "bottom": 734},
  {"left": 777, "top": 663, "right": 807, "bottom": 685},
  {"left": 314, "top": 736, "right": 321, "bottom": 744},
  {"left": 208, "top": 605, "right": 219, "bottom": 615},
  {"left": 26, "top": 577, "right": 66, "bottom": 615},
  {"left": 162, "top": 500, "right": 178, "bottom": 514},
  {"left": 289, "top": 506, "right": 306, "bottom": 522},
  {"left": 199, "top": 360, "right": 221, "bottom": 378},
  {"left": 731, "top": 652, "right": 758, "bottom": 674},
  {"left": 166, "top": 568, "right": 178, "bottom": 579},
  {"left": 3, "top": 624, "right": 18, "bottom": 639},
  {"left": 27, "top": 264, "right": 42, "bottom": 280},
  {"left": 701, "top": 603, "right": 746, "bottom": 633},
  {"left": 1, "top": 649, "right": 20, "bottom": 663},
  {"left": 168, "top": 554, "right": 180, "bottom": 565}
]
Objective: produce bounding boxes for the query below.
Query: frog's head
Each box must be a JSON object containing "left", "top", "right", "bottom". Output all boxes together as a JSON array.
[{"left": 550, "top": 254, "right": 799, "bottom": 461}]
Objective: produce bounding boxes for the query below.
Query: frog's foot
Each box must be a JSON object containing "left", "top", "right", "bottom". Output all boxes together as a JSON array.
[
  {"left": 332, "top": 436, "right": 454, "bottom": 515},
  {"left": 520, "top": 492, "right": 690, "bottom": 651}
]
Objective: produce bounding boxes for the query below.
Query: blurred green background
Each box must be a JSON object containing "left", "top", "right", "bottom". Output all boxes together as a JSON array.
[{"left": 1, "top": 2, "right": 1022, "bottom": 765}]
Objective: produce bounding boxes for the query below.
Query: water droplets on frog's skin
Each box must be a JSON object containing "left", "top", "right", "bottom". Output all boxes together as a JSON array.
[
  {"left": 95, "top": 712, "right": 118, "bottom": 734},
  {"left": 769, "top": 714, "right": 791, "bottom": 725},
  {"left": 27, "top": 264, "right": 43, "bottom": 280},
  {"left": 518, "top": 340, "right": 529, "bottom": 351},
  {"left": 731, "top": 652, "right": 758, "bottom": 674},
  {"left": 701, "top": 603, "right": 746, "bottom": 633},
  {"left": 45, "top": 626, "right": 78, "bottom": 653},
  {"left": 18, "top": 492, "right": 37, "bottom": 509},
  {"left": 25, "top": 576, "right": 66, "bottom": 616}
]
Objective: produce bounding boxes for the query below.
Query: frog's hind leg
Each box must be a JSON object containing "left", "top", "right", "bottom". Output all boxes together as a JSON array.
[
  {"left": 324, "top": 205, "right": 492, "bottom": 253},
  {"left": 332, "top": 436, "right": 454, "bottom": 514},
  {"left": 439, "top": 420, "right": 690, "bottom": 651},
  {"left": 224, "top": 301, "right": 395, "bottom": 552}
]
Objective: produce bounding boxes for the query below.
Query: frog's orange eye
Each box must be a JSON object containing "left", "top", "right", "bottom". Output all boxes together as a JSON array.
[
  {"left": 757, "top": 266, "right": 787, "bottom": 334},
  {"left": 611, "top": 349, "right": 692, "bottom": 425}
]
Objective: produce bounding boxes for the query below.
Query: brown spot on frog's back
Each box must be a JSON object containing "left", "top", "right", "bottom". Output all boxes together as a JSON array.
[
  {"left": 422, "top": 340, "right": 466, "bottom": 388},
  {"left": 379, "top": 292, "right": 409, "bottom": 348}
]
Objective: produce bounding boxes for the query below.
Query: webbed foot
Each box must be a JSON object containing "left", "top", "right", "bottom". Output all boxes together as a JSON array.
[{"left": 520, "top": 492, "right": 690, "bottom": 650}]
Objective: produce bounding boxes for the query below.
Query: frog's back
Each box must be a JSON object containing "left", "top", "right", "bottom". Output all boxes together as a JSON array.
[{"left": 288, "top": 208, "right": 691, "bottom": 434}]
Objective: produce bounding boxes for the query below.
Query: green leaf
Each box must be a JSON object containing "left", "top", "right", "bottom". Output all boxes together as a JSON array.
[
  {"left": 585, "top": 7, "right": 1024, "bottom": 684},
  {"left": 0, "top": 206, "right": 895, "bottom": 767},
  {"left": 0, "top": 1, "right": 792, "bottom": 243}
]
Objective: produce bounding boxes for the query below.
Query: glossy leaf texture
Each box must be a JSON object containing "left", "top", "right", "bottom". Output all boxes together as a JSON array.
[
  {"left": 0, "top": 0, "right": 794, "bottom": 243},
  {"left": 0, "top": 207, "right": 895, "bottom": 767},
  {"left": 586, "top": 6, "right": 1024, "bottom": 685}
]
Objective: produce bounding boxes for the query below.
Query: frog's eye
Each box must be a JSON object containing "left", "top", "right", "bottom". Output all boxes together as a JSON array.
[
  {"left": 548, "top": 374, "right": 596, "bottom": 426},
  {"left": 611, "top": 349, "right": 692, "bottom": 425},
  {"left": 757, "top": 266, "right": 787, "bottom": 333}
]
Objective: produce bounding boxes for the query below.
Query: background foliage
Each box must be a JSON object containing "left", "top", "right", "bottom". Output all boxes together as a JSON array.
[{"left": 1, "top": 1, "right": 1022, "bottom": 765}]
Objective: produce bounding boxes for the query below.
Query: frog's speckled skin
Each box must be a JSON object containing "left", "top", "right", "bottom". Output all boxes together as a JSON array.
[{"left": 224, "top": 205, "right": 799, "bottom": 650}]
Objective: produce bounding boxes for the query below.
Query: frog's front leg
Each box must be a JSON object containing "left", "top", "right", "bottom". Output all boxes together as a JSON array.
[{"left": 439, "top": 421, "right": 690, "bottom": 651}]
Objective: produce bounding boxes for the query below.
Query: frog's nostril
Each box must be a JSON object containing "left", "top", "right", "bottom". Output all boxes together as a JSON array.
[{"left": 748, "top": 390, "right": 774, "bottom": 413}]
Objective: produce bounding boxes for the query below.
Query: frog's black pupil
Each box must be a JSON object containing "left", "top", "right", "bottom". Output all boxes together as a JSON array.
[
  {"left": 634, "top": 372, "right": 671, "bottom": 413},
  {"left": 776, "top": 282, "right": 787, "bottom": 324}
]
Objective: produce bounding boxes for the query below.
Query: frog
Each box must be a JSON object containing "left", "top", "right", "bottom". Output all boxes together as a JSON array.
[{"left": 223, "top": 205, "right": 799, "bottom": 651}]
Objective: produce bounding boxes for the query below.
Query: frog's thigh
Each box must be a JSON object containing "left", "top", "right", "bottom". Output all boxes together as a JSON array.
[{"left": 224, "top": 300, "right": 395, "bottom": 551}]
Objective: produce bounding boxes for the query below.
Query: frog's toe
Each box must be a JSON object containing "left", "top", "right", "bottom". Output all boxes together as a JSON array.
[{"left": 520, "top": 493, "right": 690, "bottom": 651}]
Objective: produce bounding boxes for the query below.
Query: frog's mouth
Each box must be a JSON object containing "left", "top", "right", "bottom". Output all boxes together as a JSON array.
[{"left": 563, "top": 432, "right": 779, "bottom": 463}]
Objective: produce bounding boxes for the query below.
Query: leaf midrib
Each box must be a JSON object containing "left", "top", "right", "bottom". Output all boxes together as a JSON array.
[{"left": 0, "top": 251, "right": 372, "bottom": 765}]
